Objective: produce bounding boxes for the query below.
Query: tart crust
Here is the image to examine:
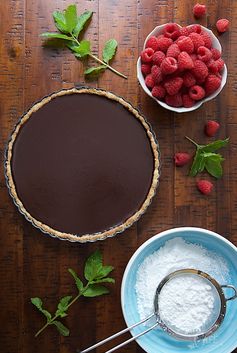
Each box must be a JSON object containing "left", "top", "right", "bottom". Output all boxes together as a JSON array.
[{"left": 5, "top": 87, "right": 160, "bottom": 242}]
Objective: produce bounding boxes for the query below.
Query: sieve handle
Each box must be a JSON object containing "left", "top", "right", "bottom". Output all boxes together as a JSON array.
[{"left": 221, "top": 285, "right": 237, "bottom": 301}]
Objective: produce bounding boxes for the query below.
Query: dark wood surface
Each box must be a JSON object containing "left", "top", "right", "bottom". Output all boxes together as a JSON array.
[{"left": 0, "top": 0, "right": 237, "bottom": 352}]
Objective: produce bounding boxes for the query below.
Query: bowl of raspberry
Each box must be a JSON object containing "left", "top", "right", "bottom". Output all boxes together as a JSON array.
[{"left": 137, "top": 23, "right": 227, "bottom": 113}]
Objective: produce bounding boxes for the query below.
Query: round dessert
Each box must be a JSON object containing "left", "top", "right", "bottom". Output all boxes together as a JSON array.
[{"left": 5, "top": 88, "right": 159, "bottom": 242}]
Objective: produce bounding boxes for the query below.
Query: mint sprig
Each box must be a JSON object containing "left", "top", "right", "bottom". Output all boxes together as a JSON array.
[
  {"left": 31, "top": 250, "right": 115, "bottom": 337},
  {"left": 186, "top": 136, "right": 229, "bottom": 178},
  {"left": 41, "top": 4, "right": 127, "bottom": 79}
]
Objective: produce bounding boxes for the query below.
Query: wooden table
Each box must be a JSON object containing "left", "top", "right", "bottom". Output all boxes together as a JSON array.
[{"left": 0, "top": 0, "right": 237, "bottom": 352}]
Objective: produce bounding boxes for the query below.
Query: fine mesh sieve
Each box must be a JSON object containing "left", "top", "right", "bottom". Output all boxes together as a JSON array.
[{"left": 78, "top": 269, "right": 237, "bottom": 353}]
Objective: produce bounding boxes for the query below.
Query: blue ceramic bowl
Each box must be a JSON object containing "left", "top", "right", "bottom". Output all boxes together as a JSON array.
[{"left": 121, "top": 227, "right": 237, "bottom": 353}]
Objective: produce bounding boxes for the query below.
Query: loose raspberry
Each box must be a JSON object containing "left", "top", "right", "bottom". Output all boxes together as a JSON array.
[
  {"left": 152, "top": 85, "right": 166, "bottom": 99},
  {"left": 180, "top": 27, "right": 190, "bottom": 36},
  {"left": 152, "top": 51, "right": 166, "bottom": 66},
  {"left": 164, "top": 23, "right": 181, "bottom": 40},
  {"left": 197, "top": 180, "right": 213, "bottom": 195},
  {"left": 183, "top": 72, "right": 196, "bottom": 87},
  {"left": 215, "top": 58, "right": 224, "bottom": 72},
  {"left": 141, "top": 48, "right": 154, "bottom": 63},
  {"left": 189, "top": 85, "right": 205, "bottom": 100},
  {"left": 207, "top": 60, "right": 219, "bottom": 74},
  {"left": 174, "top": 152, "right": 191, "bottom": 166},
  {"left": 151, "top": 65, "right": 162, "bottom": 84},
  {"left": 205, "top": 120, "right": 220, "bottom": 137},
  {"left": 216, "top": 19, "right": 229, "bottom": 33},
  {"left": 178, "top": 52, "right": 194, "bottom": 70},
  {"left": 205, "top": 74, "right": 221, "bottom": 95},
  {"left": 141, "top": 64, "right": 151, "bottom": 76},
  {"left": 189, "top": 32, "right": 205, "bottom": 50},
  {"left": 164, "top": 77, "right": 183, "bottom": 95},
  {"left": 188, "top": 24, "right": 202, "bottom": 34},
  {"left": 165, "top": 93, "right": 183, "bottom": 107},
  {"left": 201, "top": 32, "right": 212, "bottom": 49},
  {"left": 193, "top": 3, "right": 206, "bottom": 18},
  {"left": 211, "top": 48, "right": 221, "bottom": 60},
  {"left": 145, "top": 36, "right": 159, "bottom": 51},
  {"left": 167, "top": 43, "right": 181, "bottom": 58},
  {"left": 177, "top": 36, "right": 194, "bottom": 54},
  {"left": 197, "top": 46, "right": 212, "bottom": 62},
  {"left": 145, "top": 74, "right": 155, "bottom": 89},
  {"left": 182, "top": 94, "right": 195, "bottom": 108},
  {"left": 157, "top": 36, "right": 173, "bottom": 52},
  {"left": 191, "top": 60, "right": 208, "bottom": 81},
  {"left": 160, "top": 57, "right": 178, "bottom": 74}
]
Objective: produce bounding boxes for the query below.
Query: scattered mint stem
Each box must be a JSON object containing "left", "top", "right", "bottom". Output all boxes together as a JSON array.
[{"left": 31, "top": 250, "right": 115, "bottom": 337}]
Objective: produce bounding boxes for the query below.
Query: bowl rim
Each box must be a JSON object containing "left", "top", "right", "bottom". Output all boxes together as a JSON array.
[{"left": 137, "top": 24, "right": 228, "bottom": 113}]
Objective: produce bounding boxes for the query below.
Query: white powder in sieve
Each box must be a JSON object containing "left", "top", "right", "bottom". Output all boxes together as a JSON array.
[{"left": 135, "top": 237, "right": 230, "bottom": 333}]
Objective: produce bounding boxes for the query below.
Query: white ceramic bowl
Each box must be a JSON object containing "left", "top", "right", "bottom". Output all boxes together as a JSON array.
[{"left": 137, "top": 24, "right": 227, "bottom": 113}]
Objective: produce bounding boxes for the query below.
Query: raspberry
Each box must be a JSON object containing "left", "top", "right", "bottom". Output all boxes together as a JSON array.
[
  {"left": 201, "top": 32, "right": 212, "bottom": 49},
  {"left": 216, "top": 19, "right": 229, "bottom": 33},
  {"left": 160, "top": 57, "right": 178, "bottom": 74},
  {"left": 145, "top": 74, "right": 155, "bottom": 89},
  {"left": 152, "top": 51, "right": 165, "bottom": 66},
  {"left": 180, "top": 27, "right": 190, "bottom": 36},
  {"left": 141, "top": 48, "right": 154, "bottom": 63},
  {"left": 205, "top": 74, "right": 221, "bottom": 95},
  {"left": 182, "top": 94, "right": 195, "bottom": 108},
  {"left": 145, "top": 36, "right": 159, "bottom": 51},
  {"left": 207, "top": 60, "right": 219, "bottom": 74},
  {"left": 211, "top": 48, "right": 221, "bottom": 60},
  {"left": 174, "top": 152, "right": 191, "bottom": 166},
  {"left": 183, "top": 72, "right": 196, "bottom": 87},
  {"left": 191, "top": 60, "right": 208, "bottom": 81},
  {"left": 178, "top": 52, "right": 194, "bottom": 70},
  {"left": 151, "top": 65, "right": 162, "bottom": 83},
  {"left": 189, "top": 85, "right": 205, "bottom": 100},
  {"left": 164, "top": 23, "right": 181, "bottom": 40},
  {"left": 167, "top": 44, "right": 181, "bottom": 58},
  {"left": 205, "top": 120, "right": 220, "bottom": 137},
  {"left": 152, "top": 85, "right": 166, "bottom": 99},
  {"left": 215, "top": 58, "right": 224, "bottom": 71},
  {"left": 157, "top": 36, "right": 173, "bottom": 52},
  {"left": 197, "top": 46, "right": 212, "bottom": 62},
  {"left": 141, "top": 64, "right": 151, "bottom": 76},
  {"left": 197, "top": 180, "right": 213, "bottom": 195},
  {"left": 177, "top": 36, "right": 194, "bottom": 54},
  {"left": 165, "top": 93, "right": 183, "bottom": 107},
  {"left": 193, "top": 3, "right": 206, "bottom": 18},
  {"left": 190, "top": 53, "right": 197, "bottom": 61},
  {"left": 188, "top": 24, "right": 202, "bottom": 34},
  {"left": 164, "top": 77, "right": 183, "bottom": 95},
  {"left": 215, "top": 72, "right": 222, "bottom": 80},
  {"left": 189, "top": 32, "right": 205, "bottom": 50}
]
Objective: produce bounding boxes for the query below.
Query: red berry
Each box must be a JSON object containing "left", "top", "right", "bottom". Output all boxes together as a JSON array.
[
  {"left": 174, "top": 152, "right": 191, "bottom": 166},
  {"left": 141, "top": 48, "right": 154, "bottom": 63},
  {"left": 207, "top": 59, "right": 219, "bottom": 74},
  {"left": 152, "top": 85, "right": 166, "bottom": 99},
  {"left": 151, "top": 65, "right": 163, "bottom": 84},
  {"left": 180, "top": 27, "right": 190, "bottom": 36},
  {"left": 197, "top": 180, "right": 213, "bottom": 195},
  {"left": 167, "top": 43, "right": 181, "bottom": 58},
  {"left": 145, "top": 74, "right": 155, "bottom": 89},
  {"left": 165, "top": 93, "right": 183, "bottom": 107},
  {"left": 190, "top": 53, "right": 197, "bottom": 61},
  {"left": 189, "top": 32, "right": 205, "bottom": 50},
  {"left": 205, "top": 74, "right": 221, "bottom": 95},
  {"left": 145, "top": 36, "right": 159, "bottom": 51},
  {"left": 182, "top": 94, "right": 195, "bottom": 108},
  {"left": 164, "top": 77, "right": 183, "bottom": 95},
  {"left": 141, "top": 64, "right": 151, "bottom": 76},
  {"left": 164, "top": 23, "right": 181, "bottom": 40},
  {"left": 183, "top": 72, "right": 196, "bottom": 87},
  {"left": 191, "top": 60, "right": 208, "bottom": 81},
  {"left": 177, "top": 36, "right": 194, "bottom": 54},
  {"left": 216, "top": 19, "right": 229, "bottom": 33},
  {"left": 215, "top": 58, "right": 224, "bottom": 72},
  {"left": 189, "top": 85, "right": 205, "bottom": 100},
  {"left": 160, "top": 57, "right": 178, "bottom": 74},
  {"left": 152, "top": 51, "right": 166, "bottom": 66},
  {"left": 197, "top": 46, "right": 212, "bottom": 62},
  {"left": 201, "top": 32, "right": 212, "bottom": 49},
  {"left": 178, "top": 52, "right": 194, "bottom": 70},
  {"left": 193, "top": 3, "right": 206, "bottom": 18},
  {"left": 188, "top": 24, "right": 202, "bottom": 34},
  {"left": 157, "top": 36, "right": 173, "bottom": 52},
  {"left": 211, "top": 48, "right": 221, "bottom": 60},
  {"left": 205, "top": 120, "right": 220, "bottom": 137}
]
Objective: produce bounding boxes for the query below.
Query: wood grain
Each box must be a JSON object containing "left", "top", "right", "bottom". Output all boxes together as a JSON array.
[{"left": 0, "top": 1, "right": 237, "bottom": 353}]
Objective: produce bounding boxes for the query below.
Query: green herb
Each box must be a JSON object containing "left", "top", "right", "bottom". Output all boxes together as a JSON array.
[
  {"left": 41, "top": 4, "right": 127, "bottom": 79},
  {"left": 186, "top": 136, "right": 229, "bottom": 178},
  {"left": 31, "top": 250, "right": 115, "bottom": 337}
]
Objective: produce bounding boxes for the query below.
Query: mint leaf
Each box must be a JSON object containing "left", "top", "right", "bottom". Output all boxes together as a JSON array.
[
  {"left": 68, "top": 269, "right": 84, "bottom": 292},
  {"left": 205, "top": 159, "right": 223, "bottom": 178},
  {"left": 41, "top": 33, "right": 72, "bottom": 41},
  {"left": 73, "top": 40, "right": 91, "bottom": 57},
  {"left": 64, "top": 4, "right": 77, "bottom": 33},
  {"left": 73, "top": 10, "right": 93, "bottom": 38},
  {"left": 102, "top": 39, "right": 118, "bottom": 63},
  {"left": 53, "top": 11, "right": 68, "bottom": 33},
  {"left": 189, "top": 149, "right": 204, "bottom": 176},
  {"left": 93, "top": 277, "right": 115, "bottom": 284},
  {"left": 55, "top": 296, "right": 72, "bottom": 318},
  {"left": 31, "top": 297, "right": 52, "bottom": 321},
  {"left": 200, "top": 138, "right": 229, "bottom": 153},
  {"left": 84, "top": 65, "right": 106, "bottom": 76},
  {"left": 96, "top": 266, "right": 114, "bottom": 279},
  {"left": 53, "top": 321, "right": 70, "bottom": 336},
  {"left": 84, "top": 250, "right": 103, "bottom": 281},
  {"left": 83, "top": 284, "right": 109, "bottom": 297}
]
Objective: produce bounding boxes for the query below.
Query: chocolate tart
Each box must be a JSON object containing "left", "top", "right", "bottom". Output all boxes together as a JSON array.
[{"left": 5, "top": 88, "right": 160, "bottom": 242}]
